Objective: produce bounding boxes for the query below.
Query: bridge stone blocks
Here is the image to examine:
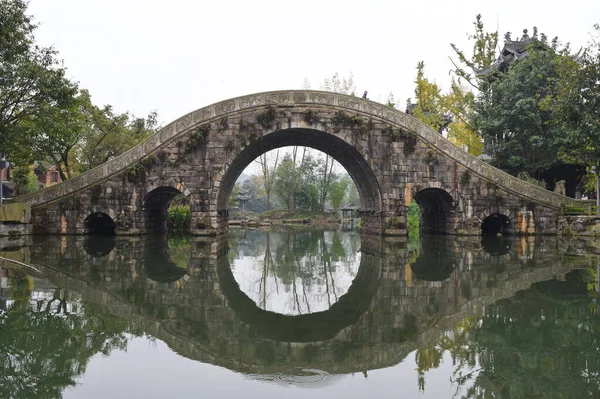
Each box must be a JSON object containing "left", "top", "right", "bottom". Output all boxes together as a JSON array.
[{"left": 18, "top": 91, "right": 581, "bottom": 236}]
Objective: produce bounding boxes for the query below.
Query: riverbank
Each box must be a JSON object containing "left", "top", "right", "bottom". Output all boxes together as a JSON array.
[{"left": 230, "top": 210, "right": 347, "bottom": 229}]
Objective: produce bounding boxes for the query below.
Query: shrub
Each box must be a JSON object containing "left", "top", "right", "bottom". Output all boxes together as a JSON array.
[
  {"left": 167, "top": 204, "right": 191, "bottom": 233},
  {"left": 408, "top": 200, "right": 420, "bottom": 236}
]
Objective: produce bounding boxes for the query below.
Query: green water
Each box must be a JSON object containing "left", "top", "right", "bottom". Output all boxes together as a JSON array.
[{"left": 0, "top": 230, "right": 599, "bottom": 398}]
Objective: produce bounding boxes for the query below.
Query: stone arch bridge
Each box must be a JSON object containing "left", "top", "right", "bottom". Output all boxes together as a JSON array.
[{"left": 18, "top": 90, "right": 581, "bottom": 235}]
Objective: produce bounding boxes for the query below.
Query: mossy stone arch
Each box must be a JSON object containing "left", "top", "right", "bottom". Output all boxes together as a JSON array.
[
  {"left": 142, "top": 186, "right": 183, "bottom": 233},
  {"left": 83, "top": 212, "right": 116, "bottom": 235},
  {"left": 413, "top": 188, "right": 455, "bottom": 234},
  {"left": 214, "top": 127, "right": 383, "bottom": 215}
]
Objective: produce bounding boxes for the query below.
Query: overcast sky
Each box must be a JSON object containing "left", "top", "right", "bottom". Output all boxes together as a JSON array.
[{"left": 28, "top": 0, "right": 600, "bottom": 125}]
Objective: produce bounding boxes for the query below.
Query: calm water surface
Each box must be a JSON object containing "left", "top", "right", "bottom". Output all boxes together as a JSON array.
[{"left": 1, "top": 229, "right": 599, "bottom": 398}]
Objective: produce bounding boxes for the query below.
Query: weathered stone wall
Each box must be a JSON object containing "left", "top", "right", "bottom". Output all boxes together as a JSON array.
[
  {"left": 559, "top": 215, "right": 600, "bottom": 237},
  {"left": 16, "top": 91, "right": 580, "bottom": 236}
]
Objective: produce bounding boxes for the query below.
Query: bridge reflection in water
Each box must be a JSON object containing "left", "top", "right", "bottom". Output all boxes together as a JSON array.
[{"left": 0, "top": 230, "right": 597, "bottom": 396}]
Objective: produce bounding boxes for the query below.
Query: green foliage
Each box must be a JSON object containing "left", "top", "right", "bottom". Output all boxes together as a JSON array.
[
  {"left": 238, "top": 118, "right": 259, "bottom": 141},
  {"left": 0, "top": 0, "right": 159, "bottom": 176},
  {"left": 0, "top": 0, "right": 79, "bottom": 165},
  {"left": 76, "top": 93, "right": 159, "bottom": 174},
  {"left": 331, "top": 110, "right": 352, "bottom": 131},
  {"left": 419, "top": 270, "right": 600, "bottom": 397},
  {"left": 272, "top": 151, "right": 350, "bottom": 213},
  {"left": 0, "top": 272, "right": 138, "bottom": 399},
  {"left": 412, "top": 61, "right": 447, "bottom": 133},
  {"left": 330, "top": 177, "right": 349, "bottom": 212},
  {"left": 185, "top": 125, "right": 210, "bottom": 152},
  {"left": 408, "top": 200, "right": 420, "bottom": 237},
  {"left": 11, "top": 165, "right": 37, "bottom": 196},
  {"left": 475, "top": 39, "right": 571, "bottom": 177},
  {"left": 331, "top": 111, "right": 367, "bottom": 138},
  {"left": 228, "top": 183, "right": 240, "bottom": 208},
  {"left": 167, "top": 204, "right": 191, "bottom": 234},
  {"left": 127, "top": 163, "right": 145, "bottom": 182},
  {"left": 552, "top": 24, "right": 600, "bottom": 168},
  {"left": 450, "top": 14, "right": 499, "bottom": 91},
  {"left": 444, "top": 82, "right": 483, "bottom": 156}
]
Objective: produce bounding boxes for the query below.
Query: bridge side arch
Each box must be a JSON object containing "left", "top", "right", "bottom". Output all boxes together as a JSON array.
[{"left": 413, "top": 188, "right": 455, "bottom": 235}]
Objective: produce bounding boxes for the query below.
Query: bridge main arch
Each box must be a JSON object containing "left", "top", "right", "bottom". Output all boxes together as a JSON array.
[
  {"left": 214, "top": 127, "right": 383, "bottom": 230},
  {"left": 19, "top": 90, "right": 584, "bottom": 236}
]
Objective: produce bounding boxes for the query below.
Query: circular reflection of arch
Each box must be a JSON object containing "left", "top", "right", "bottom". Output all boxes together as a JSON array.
[
  {"left": 217, "top": 248, "right": 382, "bottom": 343},
  {"left": 142, "top": 237, "right": 187, "bottom": 283},
  {"left": 413, "top": 188, "right": 454, "bottom": 235},
  {"left": 481, "top": 213, "right": 511, "bottom": 236},
  {"left": 84, "top": 212, "right": 116, "bottom": 235},
  {"left": 83, "top": 235, "right": 116, "bottom": 257},
  {"left": 143, "top": 186, "right": 183, "bottom": 234},
  {"left": 216, "top": 128, "right": 382, "bottom": 213},
  {"left": 410, "top": 237, "right": 455, "bottom": 281}
]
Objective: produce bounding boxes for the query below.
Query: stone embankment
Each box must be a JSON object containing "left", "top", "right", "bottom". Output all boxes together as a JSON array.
[
  {"left": 558, "top": 215, "right": 600, "bottom": 237},
  {"left": 0, "top": 203, "right": 32, "bottom": 236}
]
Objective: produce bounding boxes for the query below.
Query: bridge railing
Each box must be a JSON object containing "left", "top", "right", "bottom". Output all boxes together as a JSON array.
[{"left": 561, "top": 202, "right": 600, "bottom": 215}]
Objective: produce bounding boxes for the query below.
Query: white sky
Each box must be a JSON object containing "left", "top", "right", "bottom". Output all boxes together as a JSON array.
[{"left": 28, "top": 0, "right": 600, "bottom": 125}]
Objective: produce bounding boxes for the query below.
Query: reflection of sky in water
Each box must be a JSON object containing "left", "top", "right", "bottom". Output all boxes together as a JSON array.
[
  {"left": 232, "top": 232, "right": 361, "bottom": 315},
  {"left": 62, "top": 337, "right": 475, "bottom": 399}
]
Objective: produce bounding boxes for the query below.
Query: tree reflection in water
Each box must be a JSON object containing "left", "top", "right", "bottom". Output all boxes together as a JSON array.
[
  {"left": 230, "top": 229, "right": 361, "bottom": 315},
  {"left": 416, "top": 268, "right": 600, "bottom": 398},
  {"left": 0, "top": 269, "right": 140, "bottom": 399}
]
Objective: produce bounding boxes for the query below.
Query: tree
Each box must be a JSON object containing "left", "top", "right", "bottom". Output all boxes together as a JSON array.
[
  {"left": 410, "top": 62, "right": 483, "bottom": 155},
  {"left": 412, "top": 61, "right": 447, "bottom": 133},
  {"left": 0, "top": 0, "right": 78, "bottom": 164},
  {"left": 329, "top": 177, "right": 349, "bottom": 212},
  {"left": 76, "top": 102, "right": 158, "bottom": 173},
  {"left": 474, "top": 38, "right": 573, "bottom": 178},
  {"left": 24, "top": 89, "right": 90, "bottom": 180},
  {"left": 450, "top": 16, "right": 585, "bottom": 190},
  {"left": 274, "top": 154, "right": 299, "bottom": 212},
  {"left": 320, "top": 72, "right": 355, "bottom": 94},
  {"left": 443, "top": 81, "right": 483, "bottom": 156},
  {"left": 317, "top": 153, "right": 336, "bottom": 212},
  {"left": 449, "top": 14, "right": 499, "bottom": 92},
  {"left": 10, "top": 164, "right": 38, "bottom": 195},
  {"left": 553, "top": 24, "right": 600, "bottom": 169},
  {"left": 254, "top": 150, "right": 279, "bottom": 211}
]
